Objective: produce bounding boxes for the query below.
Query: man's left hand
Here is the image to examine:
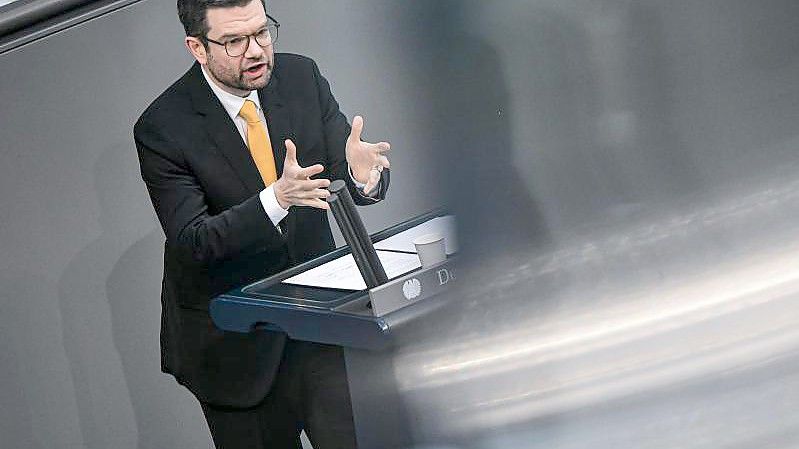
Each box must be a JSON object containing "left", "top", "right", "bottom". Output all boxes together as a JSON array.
[{"left": 346, "top": 115, "right": 391, "bottom": 194}]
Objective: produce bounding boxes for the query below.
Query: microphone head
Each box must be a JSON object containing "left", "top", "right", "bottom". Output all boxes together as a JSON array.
[{"left": 328, "top": 179, "right": 347, "bottom": 194}]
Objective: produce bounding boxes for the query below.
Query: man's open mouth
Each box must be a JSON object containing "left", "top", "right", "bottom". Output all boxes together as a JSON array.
[{"left": 244, "top": 63, "right": 267, "bottom": 76}]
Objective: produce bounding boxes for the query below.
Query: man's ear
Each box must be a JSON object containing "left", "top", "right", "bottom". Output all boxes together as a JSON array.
[{"left": 185, "top": 37, "right": 208, "bottom": 65}]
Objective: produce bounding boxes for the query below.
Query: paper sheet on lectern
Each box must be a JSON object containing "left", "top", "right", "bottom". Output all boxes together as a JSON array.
[
  {"left": 374, "top": 215, "right": 458, "bottom": 255},
  {"left": 282, "top": 250, "right": 422, "bottom": 291}
]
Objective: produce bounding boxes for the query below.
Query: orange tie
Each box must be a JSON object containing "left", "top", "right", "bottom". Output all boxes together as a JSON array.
[{"left": 239, "top": 100, "right": 278, "bottom": 186}]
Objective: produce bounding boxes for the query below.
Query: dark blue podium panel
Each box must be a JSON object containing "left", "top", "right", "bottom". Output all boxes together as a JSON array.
[{"left": 210, "top": 210, "right": 451, "bottom": 350}]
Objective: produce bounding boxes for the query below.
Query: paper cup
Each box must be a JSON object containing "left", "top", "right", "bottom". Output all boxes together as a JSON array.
[{"left": 413, "top": 233, "right": 446, "bottom": 268}]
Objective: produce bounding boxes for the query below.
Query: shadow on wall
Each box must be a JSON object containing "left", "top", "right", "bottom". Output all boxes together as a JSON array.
[
  {"left": 418, "top": 1, "right": 549, "bottom": 259},
  {"left": 58, "top": 142, "right": 208, "bottom": 449},
  {"left": 419, "top": 1, "right": 705, "bottom": 241}
]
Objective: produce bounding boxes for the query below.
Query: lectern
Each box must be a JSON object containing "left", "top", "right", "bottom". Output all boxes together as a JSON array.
[{"left": 210, "top": 208, "right": 456, "bottom": 449}]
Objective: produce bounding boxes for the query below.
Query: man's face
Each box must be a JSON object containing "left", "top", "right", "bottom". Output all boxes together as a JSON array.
[{"left": 200, "top": 0, "right": 274, "bottom": 96}]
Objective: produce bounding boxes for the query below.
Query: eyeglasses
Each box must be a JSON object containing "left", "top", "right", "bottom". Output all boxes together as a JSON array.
[{"left": 204, "top": 14, "right": 280, "bottom": 57}]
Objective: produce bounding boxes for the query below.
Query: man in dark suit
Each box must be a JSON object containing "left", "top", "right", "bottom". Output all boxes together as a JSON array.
[{"left": 134, "top": 0, "right": 391, "bottom": 447}]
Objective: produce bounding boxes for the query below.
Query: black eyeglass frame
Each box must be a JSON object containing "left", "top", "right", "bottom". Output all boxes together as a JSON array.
[{"left": 202, "top": 13, "right": 280, "bottom": 57}]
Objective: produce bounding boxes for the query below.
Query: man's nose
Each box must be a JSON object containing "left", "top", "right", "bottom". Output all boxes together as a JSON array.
[{"left": 243, "top": 36, "right": 264, "bottom": 58}]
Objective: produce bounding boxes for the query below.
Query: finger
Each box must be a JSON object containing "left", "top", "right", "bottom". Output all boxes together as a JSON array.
[
  {"left": 362, "top": 141, "right": 390, "bottom": 153},
  {"left": 303, "top": 178, "right": 332, "bottom": 189},
  {"left": 284, "top": 139, "right": 298, "bottom": 164},
  {"left": 296, "top": 164, "right": 325, "bottom": 179},
  {"left": 363, "top": 167, "right": 381, "bottom": 194},
  {"left": 349, "top": 115, "right": 364, "bottom": 143},
  {"left": 376, "top": 155, "right": 390, "bottom": 169},
  {"left": 300, "top": 188, "right": 332, "bottom": 200},
  {"left": 304, "top": 198, "right": 330, "bottom": 210}
]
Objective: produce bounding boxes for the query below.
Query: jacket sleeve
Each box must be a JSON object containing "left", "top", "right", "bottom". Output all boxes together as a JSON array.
[
  {"left": 311, "top": 59, "right": 390, "bottom": 205},
  {"left": 134, "top": 117, "right": 283, "bottom": 267}
]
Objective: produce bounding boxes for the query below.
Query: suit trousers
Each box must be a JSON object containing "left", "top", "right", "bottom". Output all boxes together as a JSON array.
[{"left": 200, "top": 340, "right": 358, "bottom": 449}]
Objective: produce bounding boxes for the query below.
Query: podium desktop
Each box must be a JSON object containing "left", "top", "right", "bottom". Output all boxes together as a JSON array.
[{"left": 210, "top": 208, "right": 457, "bottom": 449}]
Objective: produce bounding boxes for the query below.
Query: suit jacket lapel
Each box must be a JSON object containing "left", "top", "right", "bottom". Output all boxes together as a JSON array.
[
  {"left": 186, "top": 63, "right": 265, "bottom": 194},
  {"left": 258, "top": 71, "right": 300, "bottom": 252},
  {"left": 258, "top": 76, "right": 292, "bottom": 177}
]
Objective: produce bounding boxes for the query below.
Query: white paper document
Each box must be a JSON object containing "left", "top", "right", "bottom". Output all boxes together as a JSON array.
[
  {"left": 282, "top": 250, "right": 422, "bottom": 291},
  {"left": 374, "top": 215, "right": 458, "bottom": 255}
]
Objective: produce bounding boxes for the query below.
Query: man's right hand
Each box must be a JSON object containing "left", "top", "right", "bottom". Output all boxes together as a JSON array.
[{"left": 273, "top": 139, "right": 331, "bottom": 210}]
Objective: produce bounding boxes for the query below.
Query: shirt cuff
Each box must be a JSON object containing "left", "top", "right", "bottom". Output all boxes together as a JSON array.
[{"left": 260, "top": 185, "right": 289, "bottom": 227}]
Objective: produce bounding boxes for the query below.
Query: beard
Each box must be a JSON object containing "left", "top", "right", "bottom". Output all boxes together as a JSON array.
[{"left": 206, "top": 52, "right": 272, "bottom": 93}]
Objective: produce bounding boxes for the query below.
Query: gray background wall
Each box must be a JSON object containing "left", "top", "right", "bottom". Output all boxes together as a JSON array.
[
  {"left": 0, "top": 1, "right": 432, "bottom": 448},
  {"left": 4, "top": 1, "right": 799, "bottom": 448}
]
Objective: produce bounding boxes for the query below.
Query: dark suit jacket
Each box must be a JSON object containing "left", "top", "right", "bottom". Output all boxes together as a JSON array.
[{"left": 134, "top": 53, "right": 388, "bottom": 408}]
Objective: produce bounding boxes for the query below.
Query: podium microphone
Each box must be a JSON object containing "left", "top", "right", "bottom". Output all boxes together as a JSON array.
[{"left": 327, "top": 180, "right": 389, "bottom": 289}]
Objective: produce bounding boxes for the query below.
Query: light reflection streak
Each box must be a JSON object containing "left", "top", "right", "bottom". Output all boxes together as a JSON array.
[
  {"left": 398, "top": 177, "right": 799, "bottom": 388},
  {"left": 392, "top": 174, "right": 799, "bottom": 438},
  {"left": 399, "top": 248, "right": 799, "bottom": 388}
]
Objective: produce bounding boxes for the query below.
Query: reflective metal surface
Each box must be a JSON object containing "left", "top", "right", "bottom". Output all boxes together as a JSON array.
[{"left": 392, "top": 1, "right": 799, "bottom": 447}]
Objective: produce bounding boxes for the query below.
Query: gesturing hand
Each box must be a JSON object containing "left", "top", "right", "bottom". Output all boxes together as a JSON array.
[
  {"left": 346, "top": 115, "right": 391, "bottom": 194},
  {"left": 273, "top": 139, "right": 331, "bottom": 210}
]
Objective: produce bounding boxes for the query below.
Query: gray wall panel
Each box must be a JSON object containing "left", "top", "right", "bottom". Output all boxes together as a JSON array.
[
  {"left": 0, "top": 1, "right": 429, "bottom": 448},
  {"left": 1, "top": 2, "right": 208, "bottom": 448}
]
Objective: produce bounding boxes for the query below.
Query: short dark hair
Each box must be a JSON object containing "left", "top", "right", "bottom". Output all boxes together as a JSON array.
[{"left": 177, "top": 0, "right": 266, "bottom": 38}]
